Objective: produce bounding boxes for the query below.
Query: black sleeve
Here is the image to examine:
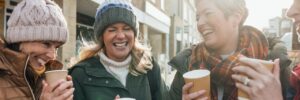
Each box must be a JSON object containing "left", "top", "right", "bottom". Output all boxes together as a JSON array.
[
  {"left": 69, "top": 66, "right": 86, "bottom": 100},
  {"left": 168, "top": 71, "right": 185, "bottom": 100}
]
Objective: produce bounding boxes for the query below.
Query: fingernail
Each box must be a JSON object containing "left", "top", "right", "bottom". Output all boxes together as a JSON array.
[
  {"left": 199, "top": 89, "right": 206, "bottom": 93},
  {"left": 187, "top": 82, "right": 193, "bottom": 85}
]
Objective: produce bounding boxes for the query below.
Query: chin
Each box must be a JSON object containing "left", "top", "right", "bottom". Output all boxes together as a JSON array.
[{"left": 204, "top": 42, "right": 219, "bottom": 50}]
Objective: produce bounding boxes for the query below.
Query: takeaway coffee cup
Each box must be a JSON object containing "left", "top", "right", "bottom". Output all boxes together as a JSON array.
[
  {"left": 238, "top": 59, "right": 274, "bottom": 100},
  {"left": 183, "top": 69, "right": 210, "bottom": 100},
  {"left": 45, "top": 70, "right": 68, "bottom": 86}
]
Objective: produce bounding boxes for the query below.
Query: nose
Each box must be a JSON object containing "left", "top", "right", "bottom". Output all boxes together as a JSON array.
[
  {"left": 116, "top": 30, "right": 126, "bottom": 39},
  {"left": 197, "top": 16, "right": 206, "bottom": 31},
  {"left": 287, "top": 4, "right": 298, "bottom": 18},
  {"left": 46, "top": 47, "right": 57, "bottom": 60}
]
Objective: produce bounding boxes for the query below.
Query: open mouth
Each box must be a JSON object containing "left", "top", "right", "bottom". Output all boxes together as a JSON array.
[
  {"left": 35, "top": 59, "right": 47, "bottom": 71},
  {"left": 202, "top": 30, "right": 213, "bottom": 36},
  {"left": 201, "top": 29, "right": 214, "bottom": 39},
  {"left": 113, "top": 42, "right": 128, "bottom": 47}
]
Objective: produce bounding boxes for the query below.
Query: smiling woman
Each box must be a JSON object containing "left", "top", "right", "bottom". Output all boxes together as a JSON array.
[
  {"left": 69, "top": 0, "right": 166, "bottom": 100},
  {"left": 19, "top": 41, "right": 62, "bottom": 75},
  {"left": 168, "top": 0, "right": 292, "bottom": 100},
  {"left": 0, "top": 0, "right": 74, "bottom": 100},
  {"left": 102, "top": 23, "right": 135, "bottom": 62}
]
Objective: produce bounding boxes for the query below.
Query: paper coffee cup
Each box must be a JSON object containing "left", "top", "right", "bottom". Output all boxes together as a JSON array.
[
  {"left": 238, "top": 59, "right": 274, "bottom": 100},
  {"left": 116, "top": 98, "right": 136, "bottom": 100},
  {"left": 45, "top": 70, "right": 68, "bottom": 86},
  {"left": 183, "top": 70, "right": 210, "bottom": 100}
]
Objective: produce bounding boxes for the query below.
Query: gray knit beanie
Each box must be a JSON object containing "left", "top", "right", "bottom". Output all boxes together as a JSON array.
[
  {"left": 94, "top": 0, "right": 137, "bottom": 41},
  {"left": 5, "top": 0, "right": 68, "bottom": 44}
]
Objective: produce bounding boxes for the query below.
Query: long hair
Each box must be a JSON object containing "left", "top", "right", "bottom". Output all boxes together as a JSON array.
[{"left": 78, "top": 36, "right": 153, "bottom": 76}]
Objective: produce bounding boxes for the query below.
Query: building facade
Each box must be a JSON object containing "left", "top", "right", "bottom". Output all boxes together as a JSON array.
[{"left": 264, "top": 9, "right": 293, "bottom": 38}]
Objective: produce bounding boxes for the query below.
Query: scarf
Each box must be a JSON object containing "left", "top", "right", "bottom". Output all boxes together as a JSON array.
[
  {"left": 189, "top": 26, "right": 269, "bottom": 100},
  {"left": 290, "top": 64, "right": 300, "bottom": 100}
]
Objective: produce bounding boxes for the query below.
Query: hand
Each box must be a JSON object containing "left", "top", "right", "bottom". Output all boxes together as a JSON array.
[
  {"left": 182, "top": 82, "right": 208, "bottom": 100},
  {"left": 231, "top": 57, "right": 283, "bottom": 100},
  {"left": 40, "top": 75, "right": 74, "bottom": 100}
]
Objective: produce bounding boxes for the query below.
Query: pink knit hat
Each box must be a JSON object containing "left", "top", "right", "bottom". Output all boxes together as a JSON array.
[{"left": 5, "top": 0, "right": 68, "bottom": 44}]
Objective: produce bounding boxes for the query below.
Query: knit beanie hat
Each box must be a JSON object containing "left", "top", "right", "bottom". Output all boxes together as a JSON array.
[
  {"left": 94, "top": 0, "right": 137, "bottom": 41},
  {"left": 5, "top": 0, "right": 68, "bottom": 44}
]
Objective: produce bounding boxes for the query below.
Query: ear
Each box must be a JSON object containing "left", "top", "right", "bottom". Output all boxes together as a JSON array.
[{"left": 229, "top": 12, "right": 243, "bottom": 27}]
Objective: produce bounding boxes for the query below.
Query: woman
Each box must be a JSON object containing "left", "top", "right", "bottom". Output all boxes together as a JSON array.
[
  {"left": 168, "top": 0, "right": 291, "bottom": 100},
  {"left": 69, "top": 0, "right": 164, "bottom": 100},
  {"left": 0, "top": 0, "right": 73, "bottom": 100},
  {"left": 287, "top": 0, "right": 300, "bottom": 99}
]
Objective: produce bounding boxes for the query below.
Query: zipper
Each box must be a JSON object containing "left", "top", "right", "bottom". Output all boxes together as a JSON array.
[{"left": 23, "top": 56, "right": 36, "bottom": 100}]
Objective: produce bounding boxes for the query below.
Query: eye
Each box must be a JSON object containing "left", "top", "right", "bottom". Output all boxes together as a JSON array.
[
  {"left": 108, "top": 29, "right": 116, "bottom": 32},
  {"left": 196, "top": 15, "right": 200, "bottom": 21},
  {"left": 107, "top": 28, "right": 116, "bottom": 32},
  {"left": 205, "top": 11, "right": 212, "bottom": 16},
  {"left": 124, "top": 27, "right": 132, "bottom": 31},
  {"left": 42, "top": 42, "right": 51, "bottom": 48}
]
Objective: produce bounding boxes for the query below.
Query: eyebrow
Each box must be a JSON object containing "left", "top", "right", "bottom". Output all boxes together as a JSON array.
[{"left": 108, "top": 25, "right": 130, "bottom": 29}]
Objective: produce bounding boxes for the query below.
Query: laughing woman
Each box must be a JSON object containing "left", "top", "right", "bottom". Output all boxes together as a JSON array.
[
  {"left": 0, "top": 0, "right": 73, "bottom": 100},
  {"left": 69, "top": 0, "right": 164, "bottom": 100}
]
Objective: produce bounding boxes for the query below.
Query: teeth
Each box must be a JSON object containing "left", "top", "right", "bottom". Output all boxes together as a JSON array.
[
  {"left": 38, "top": 59, "right": 46, "bottom": 65},
  {"left": 114, "top": 42, "right": 127, "bottom": 47},
  {"left": 202, "top": 30, "right": 213, "bottom": 36}
]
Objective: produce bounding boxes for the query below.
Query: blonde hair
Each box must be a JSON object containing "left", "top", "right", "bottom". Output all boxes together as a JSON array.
[
  {"left": 195, "top": 0, "right": 248, "bottom": 26},
  {"left": 78, "top": 38, "right": 153, "bottom": 76}
]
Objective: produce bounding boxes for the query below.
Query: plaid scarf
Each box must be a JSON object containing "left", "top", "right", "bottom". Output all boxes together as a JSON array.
[{"left": 189, "top": 26, "right": 269, "bottom": 100}]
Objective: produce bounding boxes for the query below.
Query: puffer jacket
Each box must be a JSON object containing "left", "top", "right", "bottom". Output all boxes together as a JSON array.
[{"left": 0, "top": 39, "right": 63, "bottom": 100}]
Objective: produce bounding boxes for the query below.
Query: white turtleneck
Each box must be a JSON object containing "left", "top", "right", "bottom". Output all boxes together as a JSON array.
[{"left": 99, "top": 51, "right": 131, "bottom": 86}]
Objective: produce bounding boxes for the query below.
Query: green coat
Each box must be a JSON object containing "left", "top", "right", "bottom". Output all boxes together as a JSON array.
[{"left": 69, "top": 56, "right": 164, "bottom": 100}]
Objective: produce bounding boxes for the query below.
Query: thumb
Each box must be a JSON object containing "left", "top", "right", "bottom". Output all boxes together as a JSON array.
[
  {"left": 273, "top": 58, "right": 280, "bottom": 80},
  {"left": 42, "top": 80, "right": 51, "bottom": 93}
]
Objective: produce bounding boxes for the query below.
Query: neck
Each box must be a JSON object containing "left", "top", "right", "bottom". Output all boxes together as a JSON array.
[
  {"left": 104, "top": 51, "right": 128, "bottom": 62},
  {"left": 216, "top": 31, "right": 239, "bottom": 55},
  {"left": 99, "top": 51, "right": 132, "bottom": 67}
]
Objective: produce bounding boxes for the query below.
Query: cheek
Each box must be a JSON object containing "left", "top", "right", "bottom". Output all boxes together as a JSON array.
[
  {"left": 102, "top": 33, "right": 114, "bottom": 45},
  {"left": 126, "top": 33, "right": 135, "bottom": 46}
]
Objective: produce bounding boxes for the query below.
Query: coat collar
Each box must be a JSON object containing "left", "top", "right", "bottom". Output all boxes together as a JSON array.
[
  {"left": 84, "top": 56, "right": 115, "bottom": 78},
  {"left": 0, "top": 39, "right": 28, "bottom": 76}
]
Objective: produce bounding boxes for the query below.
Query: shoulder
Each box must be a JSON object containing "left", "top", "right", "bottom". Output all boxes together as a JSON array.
[
  {"left": 267, "top": 37, "right": 291, "bottom": 69},
  {"left": 168, "top": 47, "right": 193, "bottom": 73},
  {"left": 148, "top": 58, "right": 161, "bottom": 75},
  {"left": 267, "top": 37, "right": 288, "bottom": 59},
  {"left": 68, "top": 56, "right": 100, "bottom": 76}
]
